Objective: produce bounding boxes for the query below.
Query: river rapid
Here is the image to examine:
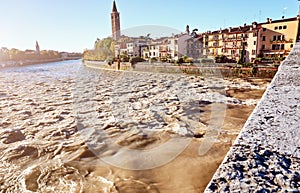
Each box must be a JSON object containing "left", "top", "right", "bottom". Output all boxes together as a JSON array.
[{"left": 0, "top": 60, "right": 269, "bottom": 193}]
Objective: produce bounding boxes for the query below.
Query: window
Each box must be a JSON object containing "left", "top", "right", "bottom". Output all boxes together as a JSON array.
[
  {"left": 277, "top": 44, "right": 281, "bottom": 50},
  {"left": 263, "top": 28, "right": 266, "bottom": 31},
  {"left": 254, "top": 41, "right": 256, "bottom": 45},
  {"left": 273, "top": 36, "right": 277, "bottom": 41},
  {"left": 272, "top": 44, "right": 276, "bottom": 50},
  {"left": 275, "top": 26, "right": 278, "bottom": 30},
  {"left": 262, "top": 36, "right": 266, "bottom": 41},
  {"left": 262, "top": 45, "right": 266, "bottom": 50},
  {"left": 252, "top": 50, "right": 256, "bottom": 55},
  {"left": 291, "top": 44, "right": 294, "bottom": 48},
  {"left": 281, "top": 44, "right": 285, "bottom": 50},
  {"left": 282, "top": 35, "right": 285, "bottom": 41},
  {"left": 253, "top": 33, "right": 257, "bottom": 37},
  {"left": 277, "top": 35, "right": 281, "bottom": 41},
  {"left": 279, "top": 26, "right": 283, "bottom": 30},
  {"left": 283, "top": 25, "right": 287, "bottom": 29},
  {"left": 231, "top": 50, "right": 235, "bottom": 55}
]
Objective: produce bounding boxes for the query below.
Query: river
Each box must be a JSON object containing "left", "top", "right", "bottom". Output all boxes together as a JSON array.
[{"left": 0, "top": 60, "right": 269, "bottom": 192}]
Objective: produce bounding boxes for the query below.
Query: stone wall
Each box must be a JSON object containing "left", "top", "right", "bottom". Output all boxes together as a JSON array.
[
  {"left": 84, "top": 60, "right": 277, "bottom": 78},
  {"left": 204, "top": 43, "right": 300, "bottom": 192}
]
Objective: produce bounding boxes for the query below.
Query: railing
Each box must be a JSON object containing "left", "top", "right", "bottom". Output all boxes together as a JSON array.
[
  {"left": 208, "top": 37, "right": 220, "bottom": 41},
  {"left": 270, "top": 39, "right": 293, "bottom": 43},
  {"left": 223, "top": 37, "right": 248, "bottom": 41}
]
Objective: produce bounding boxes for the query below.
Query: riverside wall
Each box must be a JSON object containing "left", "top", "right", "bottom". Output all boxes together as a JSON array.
[
  {"left": 204, "top": 43, "right": 300, "bottom": 192},
  {"left": 83, "top": 60, "right": 277, "bottom": 78},
  {"left": 0, "top": 57, "right": 81, "bottom": 68}
]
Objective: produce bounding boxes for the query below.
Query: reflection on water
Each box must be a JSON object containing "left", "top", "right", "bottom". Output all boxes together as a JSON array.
[{"left": 0, "top": 60, "right": 269, "bottom": 192}]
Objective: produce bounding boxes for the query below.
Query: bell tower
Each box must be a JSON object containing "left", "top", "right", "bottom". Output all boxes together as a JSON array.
[
  {"left": 111, "top": 0, "right": 121, "bottom": 40},
  {"left": 35, "top": 41, "right": 40, "bottom": 55}
]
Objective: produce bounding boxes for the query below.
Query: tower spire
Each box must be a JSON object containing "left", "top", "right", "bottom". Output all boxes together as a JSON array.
[{"left": 112, "top": 0, "right": 118, "bottom": 12}]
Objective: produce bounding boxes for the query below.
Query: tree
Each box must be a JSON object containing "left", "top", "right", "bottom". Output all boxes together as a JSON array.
[
  {"left": 83, "top": 37, "right": 115, "bottom": 61},
  {"left": 0, "top": 47, "right": 9, "bottom": 61},
  {"left": 9, "top": 48, "right": 22, "bottom": 60}
]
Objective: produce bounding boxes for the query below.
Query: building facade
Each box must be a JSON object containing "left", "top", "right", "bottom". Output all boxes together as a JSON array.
[
  {"left": 258, "top": 16, "right": 300, "bottom": 58},
  {"left": 202, "top": 13, "right": 300, "bottom": 63},
  {"left": 202, "top": 24, "right": 260, "bottom": 63}
]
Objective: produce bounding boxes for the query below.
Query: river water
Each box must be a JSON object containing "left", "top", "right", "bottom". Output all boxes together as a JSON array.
[{"left": 0, "top": 60, "right": 268, "bottom": 192}]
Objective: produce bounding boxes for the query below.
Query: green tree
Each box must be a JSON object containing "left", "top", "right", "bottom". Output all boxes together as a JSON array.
[{"left": 83, "top": 37, "right": 115, "bottom": 61}]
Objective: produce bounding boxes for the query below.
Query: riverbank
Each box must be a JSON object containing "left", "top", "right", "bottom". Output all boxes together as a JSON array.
[
  {"left": 84, "top": 60, "right": 278, "bottom": 78},
  {"left": 0, "top": 57, "right": 82, "bottom": 68}
]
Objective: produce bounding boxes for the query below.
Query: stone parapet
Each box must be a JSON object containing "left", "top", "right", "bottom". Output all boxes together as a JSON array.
[{"left": 204, "top": 43, "right": 300, "bottom": 192}]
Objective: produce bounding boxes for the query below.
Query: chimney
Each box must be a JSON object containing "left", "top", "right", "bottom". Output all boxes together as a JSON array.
[
  {"left": 282, "top": 16, "right": 285, "bottom": 19},
  {"left": 266, "top": 18, "right": 270, "bottom": 23},
  {"left": 229, "top": 27, "right": 232, "bottom": 32},
  {"left": 269, "top": 19, "right": 272, "bottom": 23},
  {"left": 244, "top": 23, "right": 247, "bottom": 27}
]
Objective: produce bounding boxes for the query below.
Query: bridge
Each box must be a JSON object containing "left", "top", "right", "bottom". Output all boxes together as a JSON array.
[{"left": 205, "top": 43, "right": 300, "bottom": 192}]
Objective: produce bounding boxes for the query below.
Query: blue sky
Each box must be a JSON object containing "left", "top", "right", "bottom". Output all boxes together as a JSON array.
[{"left": 0, "top": 0, "right": 299, "bottom": 52}]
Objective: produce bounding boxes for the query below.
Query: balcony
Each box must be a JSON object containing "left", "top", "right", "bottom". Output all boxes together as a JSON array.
[
  {"left": 227, "top": 44, "right": 242, "bottom": 48},
  {"left": 270, "top": 39, "right": 294, "bottom": 43},
  {"left": 223, "top": 36, "right": 248, "bottom": 42},
  {"left": 208, "top": 37, "right": 220, "bottom": 41},
  {"left": 223, "top": 37, "right": 236, "bottom": 41},
  {"left": 208, "top": 45, "right": 221, "bottom": 48}
]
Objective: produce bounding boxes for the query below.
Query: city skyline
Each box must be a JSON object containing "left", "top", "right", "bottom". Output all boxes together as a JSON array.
[{"left": 0, "top": 0, "right": 299, "bottom": 52}]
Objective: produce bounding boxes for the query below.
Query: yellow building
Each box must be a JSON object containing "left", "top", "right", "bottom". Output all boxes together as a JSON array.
[
  {"left": 258, "top": 16, "right": 300, "bottom": 58},
  {"left": 202, "top": 30, "right": 223, "bottom": 58}
]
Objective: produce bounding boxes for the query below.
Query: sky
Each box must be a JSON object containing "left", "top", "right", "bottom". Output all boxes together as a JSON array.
[{"left": 0, "top": 0, "right": 299, "bottom": 52}]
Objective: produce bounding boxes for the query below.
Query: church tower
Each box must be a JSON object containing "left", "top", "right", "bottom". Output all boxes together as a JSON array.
[
  {"left": 35, "top": 41, "right": 40, "bottom": 55},
  {"left": 111, "top": 0, "right": 121, "bottom": 40}
]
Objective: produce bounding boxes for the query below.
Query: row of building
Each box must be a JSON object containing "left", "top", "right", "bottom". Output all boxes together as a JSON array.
[
  {"left": 114, "top": 30, "right": 201, "bottom": 62},
  {"left": 202, "top": 16, "right": 300, "bottom": 63},
  {"left": 111, "top": 1, "right": 300, "bottom": 63},
  {"left": 114, "top": 16, "right": 299, "bottom": 63}
]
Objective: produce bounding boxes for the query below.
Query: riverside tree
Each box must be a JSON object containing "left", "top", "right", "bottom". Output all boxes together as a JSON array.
[{"left": 83, "top": 37, "right": 115, "bottom": 61}]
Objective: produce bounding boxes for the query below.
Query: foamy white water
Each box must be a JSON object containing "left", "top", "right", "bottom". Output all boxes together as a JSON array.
[{"left": 0, "top": 60, "right": 269, "bottom": 192}]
